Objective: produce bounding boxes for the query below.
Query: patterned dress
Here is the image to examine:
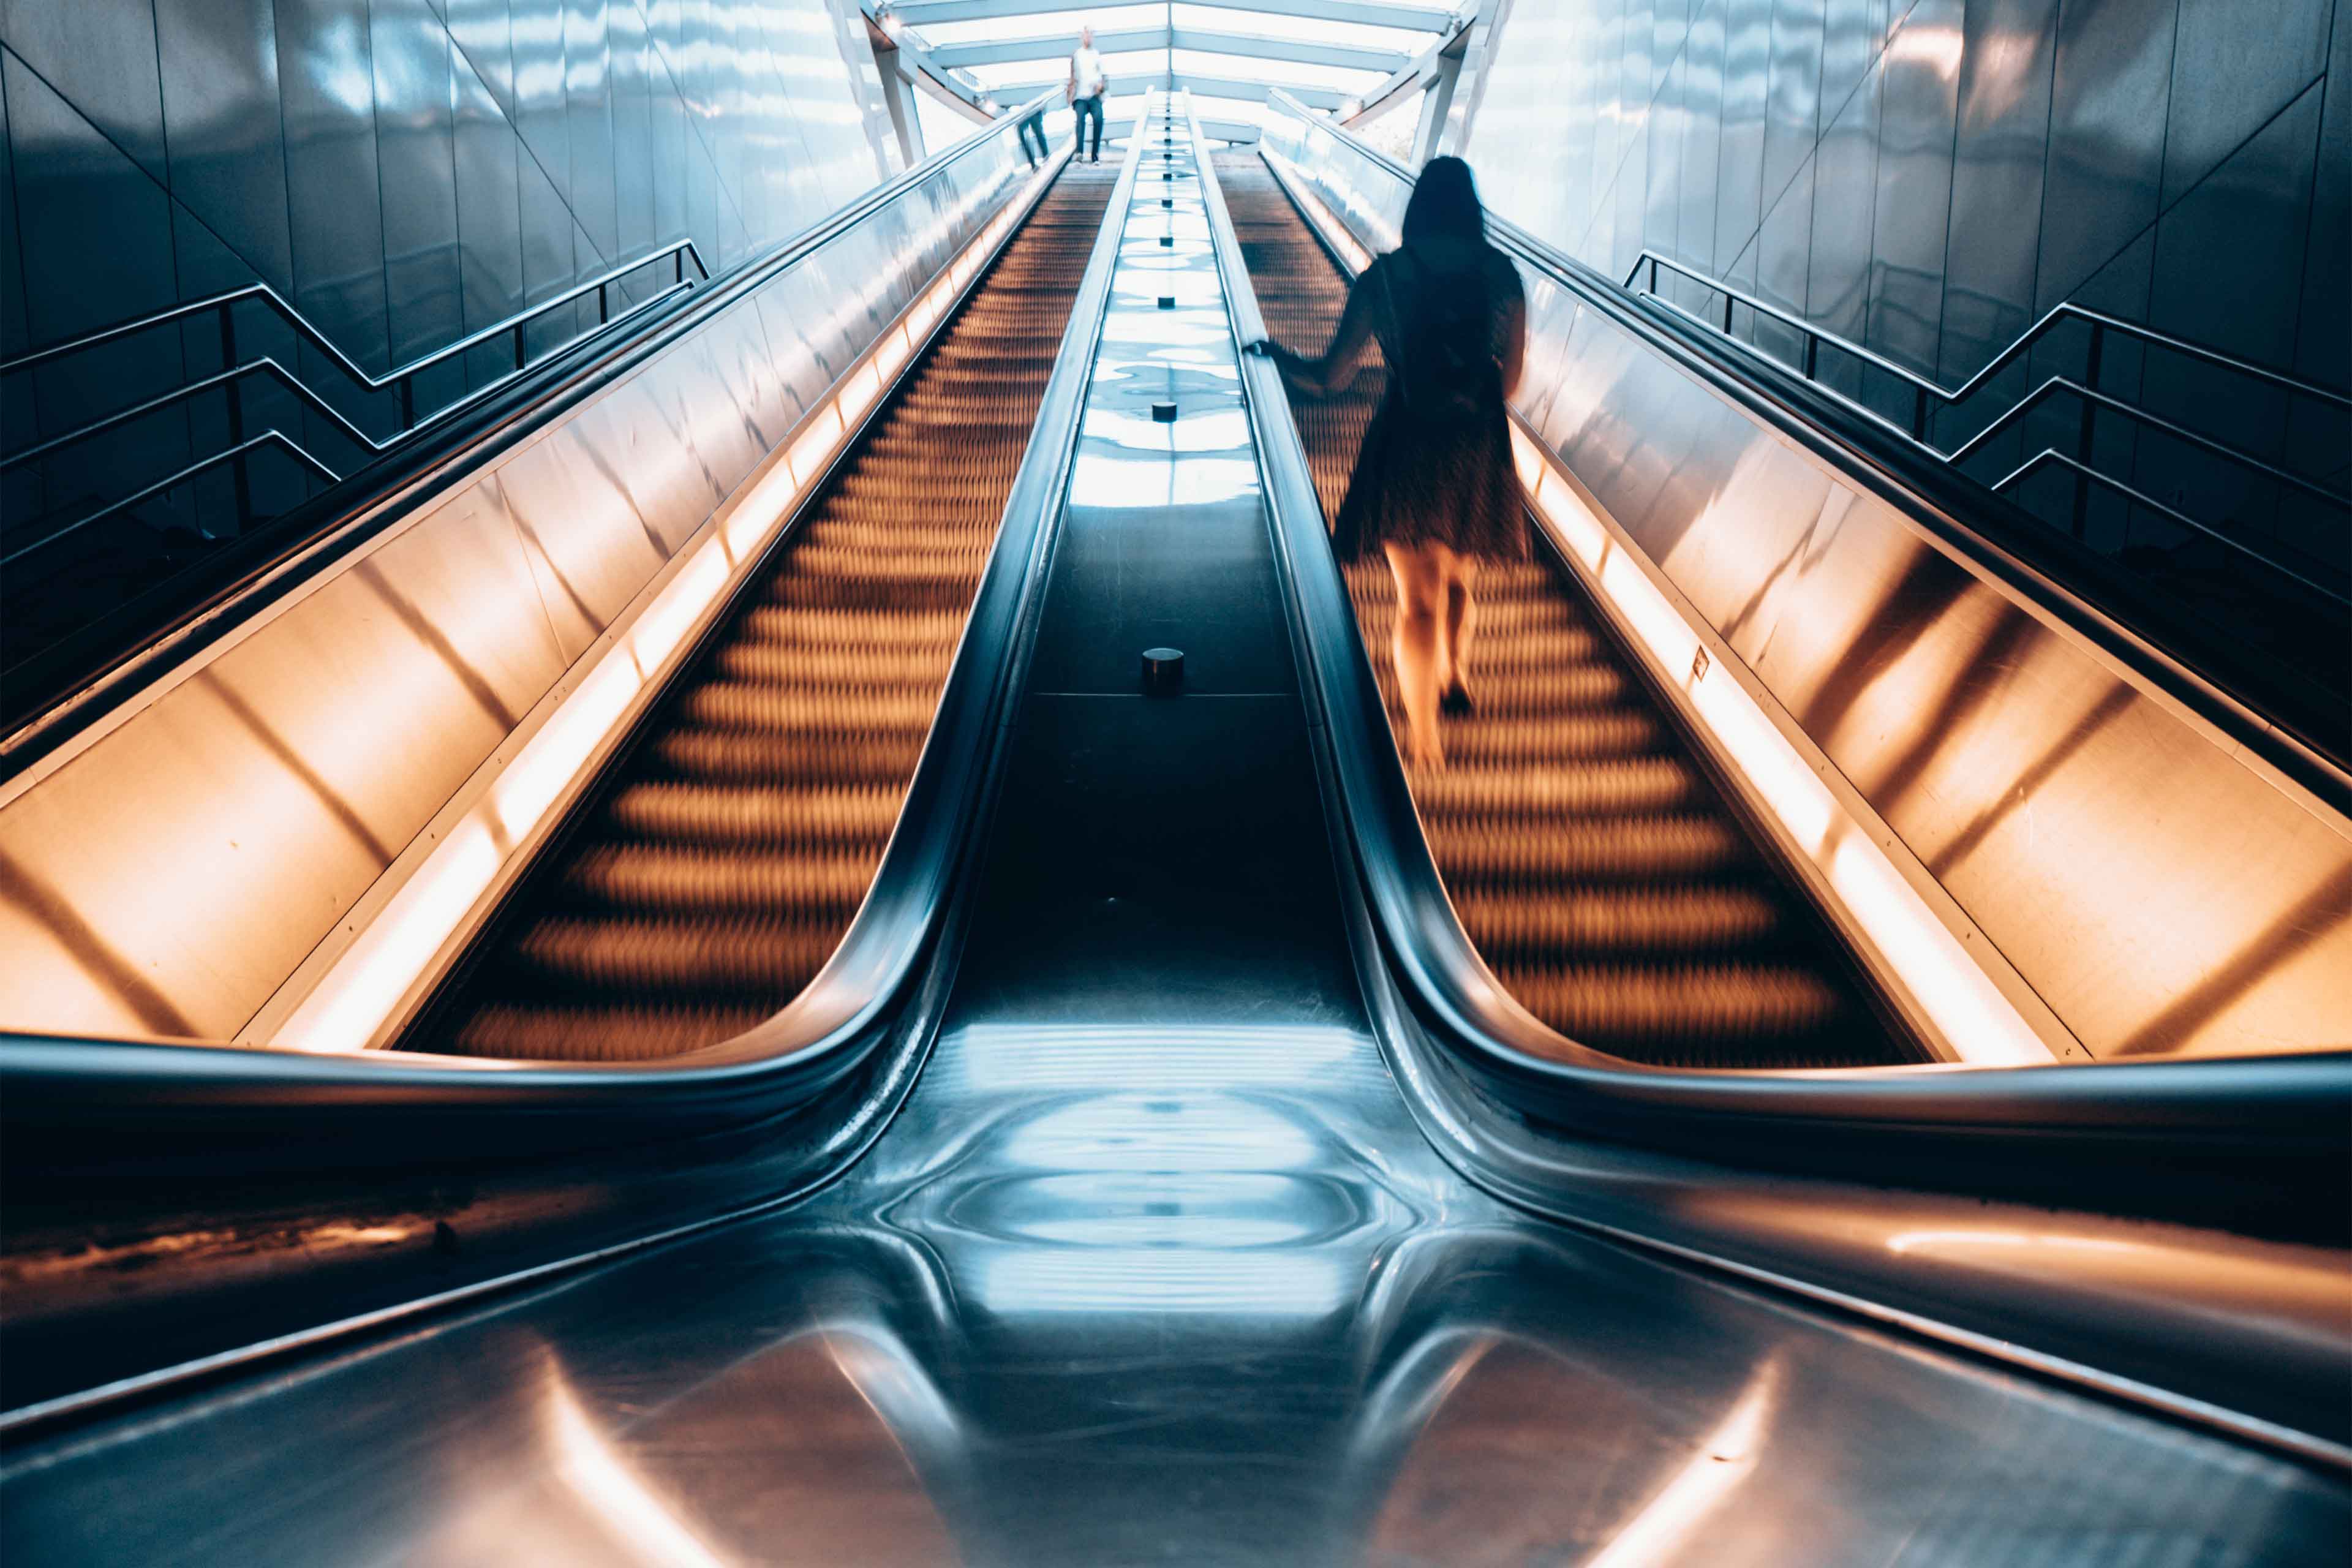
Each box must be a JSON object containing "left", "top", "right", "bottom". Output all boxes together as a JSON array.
[{"left": 1281, "top": 238, "right": 1529, "bottom": 564}]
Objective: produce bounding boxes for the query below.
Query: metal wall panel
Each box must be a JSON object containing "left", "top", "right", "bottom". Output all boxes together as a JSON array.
[
  {"left": 2160, "top": 0, "right": 2331, "bottom": 206},
  {"left": 0, "top": 0, "right": 168, "bottom": 181},
  {"left": 2035, "top": 0, "right": 2174, "bottom": 315},
  {"left": 1937, "top": 0, "right": 2056, "bottom": 386},
  {"left": 1461, "top": 0, "right": 2348, "bottom": 401},
  {"left": 0, "top": 0, "right": 892, "bottom": 495},
  {"left": 0, "top": 61, "right": 15, "bottom": 362},
  {"left": 2, "top": 47, "right": 192, "bottom": 536},
  {"left": 1715, "top": 0, "right": 1770, "bottom": 274},
  {"left": 1268, "top": 115, "right": 2352, "bottom": 1058},
  {"left": 1864, "top": 0, "right": 1957, "bottom": 379},
  {"left": 153, "top": 0, "right": 296, "bottom": 298},
  {"left": 1762, "top": 0, "right": 1824, "bottom": 205},
  {"left": 451, "top": 48, "right": 529, "bottom": 390},
  {"left": 1803, "top": 53, "right": 1877, "bottom": 396},
  {"left": 372, "top": 0, "right": 467, "bottom": 409}
]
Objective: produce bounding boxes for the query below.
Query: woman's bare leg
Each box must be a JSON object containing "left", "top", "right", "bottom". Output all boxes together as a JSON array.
[
  {"left": 1441, "top": 551, "right": 1479, "bottom": 710},
  {"left": 1384, "top": 542, "right": 1447, "bottom": 768}
]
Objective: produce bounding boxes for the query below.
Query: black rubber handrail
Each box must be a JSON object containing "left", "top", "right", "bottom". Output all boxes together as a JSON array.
[
  {"left": 0, "top": 90, "right": 1061, "bottom": 770},
  {"left": 1262, "top": 91, "right": 2352, "bottom": 794}
]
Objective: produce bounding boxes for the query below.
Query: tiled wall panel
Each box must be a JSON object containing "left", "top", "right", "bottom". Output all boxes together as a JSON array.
[
  {"left": 1465, "top": 0, "right": 2349, "bottom": 588},
  {"left": 1467, "top": 0, "right": 2350, "bottom": 398},
  {"left": 0, "top": 0, "right": 892, "bottom": 540}
]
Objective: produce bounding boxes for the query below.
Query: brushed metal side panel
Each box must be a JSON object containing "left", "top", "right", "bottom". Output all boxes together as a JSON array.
[
  {"left": 0, "top": 490, "right": 564, "bottom": 1039},
  {"left": 1269, "top": 121, "right": 2352, "bottom": 1060},
  {"left": 499, "top": 420, "right": 672, "bottom": 654}
]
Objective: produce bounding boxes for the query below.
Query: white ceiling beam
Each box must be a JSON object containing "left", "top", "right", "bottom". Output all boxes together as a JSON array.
[
  {"left": 892, "top": 0, "right": 1455, "bottom": 31},
  {"left": 927, "top": 25, "right": 1409, "bottom": 74},
  {"left": 968, "top": 70, "right": 1349, "bottom": 110}
]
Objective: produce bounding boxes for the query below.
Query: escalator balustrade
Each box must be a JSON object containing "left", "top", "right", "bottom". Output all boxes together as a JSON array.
[
  {"left": 1220, "top": 154, "right": 1917, "bottom": 1071},
  {"left": 405, "top": 168, "right": 1121, "bottom": 1062}
]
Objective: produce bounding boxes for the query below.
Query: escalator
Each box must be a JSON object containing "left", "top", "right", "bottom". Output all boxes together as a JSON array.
[
  {"left": 1218, "top": 155, "right": 1915, "bottom": 1071},
  {"left": 407, "top": 168, "right": 1120, "bottom": 1062},
  {"left": 0, "top": 107, "right": 2343, "bottom": 1564}
]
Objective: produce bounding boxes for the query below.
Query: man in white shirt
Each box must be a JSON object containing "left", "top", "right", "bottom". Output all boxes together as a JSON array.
[{"left": 1066, "top": 26, "right": 1109, "bottom": 163}]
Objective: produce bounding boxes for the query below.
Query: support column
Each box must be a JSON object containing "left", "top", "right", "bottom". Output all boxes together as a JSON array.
[
  {"left": 875, "top": 51, "right": 927, "bottom": 168},
  {"left": 1411, "top": 56, "right": 1458, "bottom": 169}
]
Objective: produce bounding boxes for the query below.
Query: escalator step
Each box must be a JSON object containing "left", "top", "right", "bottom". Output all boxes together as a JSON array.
[{"left": 404, "top": 167, "right": 1121, "bottom": 1060}]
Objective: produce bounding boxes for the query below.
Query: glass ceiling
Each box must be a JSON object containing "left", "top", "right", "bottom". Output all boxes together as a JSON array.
[{"left": 879, "top": 0, "right": 1457, "bottom": 140}]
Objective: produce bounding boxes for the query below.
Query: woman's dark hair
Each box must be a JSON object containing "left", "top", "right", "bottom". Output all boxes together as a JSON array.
[{"left": 1400, "top": 156, "right": 1485, "bottom": 247}]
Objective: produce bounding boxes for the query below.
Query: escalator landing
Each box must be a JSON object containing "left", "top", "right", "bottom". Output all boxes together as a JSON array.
[{"left": 3, "top": 121, "right": 2342, "bottom": 1567}]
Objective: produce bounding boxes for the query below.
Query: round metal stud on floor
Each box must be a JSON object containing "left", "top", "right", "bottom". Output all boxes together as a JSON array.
[
  {"left": 1141, "top": 647, "right": 1184, "bottom": 696},
  {"left": 1158, "top": 296, "right": 1177, "bottom": 309},
  {"left": 1151, "top": 402, "right": 1178, "bottom": 422}
]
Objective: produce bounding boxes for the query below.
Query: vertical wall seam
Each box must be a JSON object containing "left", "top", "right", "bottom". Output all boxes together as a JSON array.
[
  {"left": 362, "top": 0, "right": 394, "bottom": 376},
  {"left": 2283, "top": 0, "right": 2343, "bottom": 386}
]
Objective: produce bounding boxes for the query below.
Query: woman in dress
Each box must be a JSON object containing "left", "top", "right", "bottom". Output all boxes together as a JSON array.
[{"left": 1247, "top": 156, "right": 1527, "bottom": 769}]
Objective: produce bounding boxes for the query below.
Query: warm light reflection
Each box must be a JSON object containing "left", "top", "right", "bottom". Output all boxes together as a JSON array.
[
  {"left": 1510, "top": 428, "right": 2049, "bottom": 1067},
  {"left": 1583, "top": 1362, "right": 1779, "bottom": 1568},
  {"left": 1886, "top": 23, "right": 1965, "bottom": 79},
  {"left": 276, "top": 153, "right": 1063, "bottom": 1052},
  {"left": 548, "top": 1381, "right": 731, "bottom": 1567},
  {"left": 1886, "top": 1229, "right": 2139, "bottom": 1257}
]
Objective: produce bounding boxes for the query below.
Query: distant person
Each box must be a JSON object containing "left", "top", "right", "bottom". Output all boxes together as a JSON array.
[
  {"left": 1017, "top": 100, "right": 1049, "bottom": 168},
  {"left": 1067, "top": 26, "right": 1108, "bottom": 163},
  {"left": 1247, "top": 157, "right": 1527, "bottom": 770}
]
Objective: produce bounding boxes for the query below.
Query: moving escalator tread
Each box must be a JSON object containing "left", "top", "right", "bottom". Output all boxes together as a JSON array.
[
  {"left": 405, "top": 166, "right": 1121, "bottom": 1062},
  {"left": 1219, "top": 154, "right": 1917, "bottom": 1071}
]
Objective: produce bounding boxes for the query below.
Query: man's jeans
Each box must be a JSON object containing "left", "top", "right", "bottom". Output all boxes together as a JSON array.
[{"left": 1073, "top": 95, "right": 1104, "bottom": 159}]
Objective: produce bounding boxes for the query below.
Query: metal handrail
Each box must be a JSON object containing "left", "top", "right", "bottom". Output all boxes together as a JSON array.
[
  {"left": 1989, "top": 448, "right": 2350, "bottom": 605},
  {"left": 1633, "top": 248, "right": 2352, "bottom": 415},
  {"left": 5, "top": 434, "right": 342, "bottom": 567},
  {"left": 1637, "top": 247, "right": 2352, "bottom": 413},
  {"left": 0, "top": 241, "right": 708, "bottom": 407},
  {"left": 1627, "top": 249, "right": 2350, "bottom": 606},
  {"left": 1950, "top": 374, "right": 2347, "bottom": 507},
  {"left": 0, "top": 243, "right": 707, "bottom": 557},
  {"left": 0, "top": 289, "right": 690, "bottom": 567}
]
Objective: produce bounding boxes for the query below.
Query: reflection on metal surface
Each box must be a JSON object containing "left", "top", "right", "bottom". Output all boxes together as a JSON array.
[
  {"left": 548, "top": 1379, "right": 733, "bottom": 1568},
  {"left": 1585, "top": 1361, "right": 1779, "bottom": 1568},
  {"left": 1257, "top": 105, "right": 2352, "bottom": 1062}
]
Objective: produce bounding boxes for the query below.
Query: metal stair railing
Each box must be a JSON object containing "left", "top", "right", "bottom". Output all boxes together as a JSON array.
[
  {"left": 1627, "top": 249, "right": 2351, "bottom": 610},
  {"left": 0, "top": 240, "right": 710, "bottom": 566}
]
